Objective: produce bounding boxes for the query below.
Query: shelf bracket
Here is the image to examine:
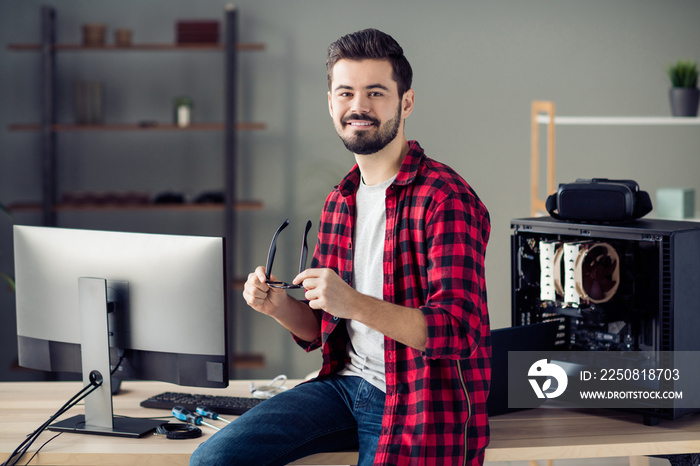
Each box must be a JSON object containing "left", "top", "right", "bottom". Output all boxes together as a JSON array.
[
  {"left": 224, "top": 4, "right": 238, "bottom": 378},
  {"left": 41, "top": 5, "right": 57, "bottom": 226},
  {"left": 531, "top": 100, "right": 556, "bottom": 216}
]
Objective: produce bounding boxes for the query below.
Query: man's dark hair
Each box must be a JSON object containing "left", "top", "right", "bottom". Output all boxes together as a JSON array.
[{"left": 326, "top": 28, "right": 413, "bottom": 96}]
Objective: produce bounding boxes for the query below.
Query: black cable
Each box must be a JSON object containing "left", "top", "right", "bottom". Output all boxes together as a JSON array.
[
  {"left": 3, "top": 383, "right": 97, "bottom": 466},
  {"left": 1, "top": 378, "right": 102, "bottom": 466},
  {"left": 110, "top": 353, "right": 124, "bottom": 377},
  {"left": 2, "top": 383, "right": 92, "bottom": 466},
  {"left": 155, "top": 422, "right": 202, "bottom": 440},
  {"left": 21, "top": 383, "right": 99, "bottom": 465},
  {"left": 3, "top": 357, "right": 125, "bottom": 466},
  {"left": 22, "top": 432, "right": 61, "bottom": 466}
]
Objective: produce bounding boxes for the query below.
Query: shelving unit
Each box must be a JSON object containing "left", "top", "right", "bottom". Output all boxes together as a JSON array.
[
  {"left": 536, "top": 115, "right": 700, "bottom": 126},
  {"left": 531, "top": 100, "right": 700, "bottom": 216},
  {"left": 7, "top": 200, "right": 264, "bottom": 213},
  {"left": 7, "top": 43, "right": 265, "bottom": 52},
  {"left": 8, "top": 122, "right": 267, "bottom": 132},
  {"left": 7, "top": 5, "right": 266, "bottom": 372}
]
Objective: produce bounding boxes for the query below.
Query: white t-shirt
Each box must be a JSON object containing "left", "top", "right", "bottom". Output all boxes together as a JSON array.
[{"left": 338, "top": 174, "right": 396, "bottom": 393}]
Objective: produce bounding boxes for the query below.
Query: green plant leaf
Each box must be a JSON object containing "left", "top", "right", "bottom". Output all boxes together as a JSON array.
[
  {"left": 172, "top": 95, "right": 194, "bottom": 107},
  {"left": 2, "top": 273, "right": 15, "bottom": 292},
  {"left": 667, "top": 60, "right": 699, "bottom": 88}
]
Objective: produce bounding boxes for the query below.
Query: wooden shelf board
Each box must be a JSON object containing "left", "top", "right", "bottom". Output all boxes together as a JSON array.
[
  {"left": 7, "top": 201, "right": 264, "bottom": 212},
  {"left": 232, "top": 278, "right": 246, "bottom": 291},
  {"left": 535, "top": 114, "right": 700, "bottom": 126},
  {"left": 7, "top": 42, "right": 265, "bottom": 52},
  {"left": 232, "top": 353, "right": 265, "bottom": 369},
  {"left": 8, "top": 122, "right": 266, "bottom": 132}
]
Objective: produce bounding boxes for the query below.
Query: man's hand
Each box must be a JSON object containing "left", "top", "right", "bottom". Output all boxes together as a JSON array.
[
  {"left": 295, "top": 267, "right": 428, "bottom": 352},
  {"left": 242, "top": 266, "right": 288, "bottom": 317},
  {"left": 242, "top": 266, "right": 322, "bottom": 344},
  {"left": 294, "top": 268, "right": 358, "bottom": 319}
]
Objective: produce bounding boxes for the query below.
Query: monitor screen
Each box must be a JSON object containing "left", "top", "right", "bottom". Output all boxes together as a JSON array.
[{"left": 13, "top": 225, "right": 229, "bottom": 437}]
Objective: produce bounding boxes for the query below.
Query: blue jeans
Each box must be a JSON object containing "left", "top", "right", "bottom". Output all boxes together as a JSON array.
[{"left": 189, "top": 374, "right": 385, "bottom": 466}]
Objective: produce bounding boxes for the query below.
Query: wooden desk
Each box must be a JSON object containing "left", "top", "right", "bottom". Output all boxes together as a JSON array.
[{"left": 2, "top": 380, "right": 699, "bottom": 465}]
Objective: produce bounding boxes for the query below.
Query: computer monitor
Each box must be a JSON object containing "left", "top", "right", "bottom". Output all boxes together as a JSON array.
[{"left": 13, "top": 225, "right": 228, "bottom": 437}]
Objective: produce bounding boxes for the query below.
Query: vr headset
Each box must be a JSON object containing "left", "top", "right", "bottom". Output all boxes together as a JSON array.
[{"left": 545, "top": 178, "right": 652, "bottom": 223}]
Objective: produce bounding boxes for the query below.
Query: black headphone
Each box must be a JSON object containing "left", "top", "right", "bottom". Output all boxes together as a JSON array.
[{"left": 156, "top": 422, "right": 202, "bottom": 440}]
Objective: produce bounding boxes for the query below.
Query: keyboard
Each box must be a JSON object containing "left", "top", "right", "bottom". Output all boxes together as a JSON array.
[{"left": 140, "top": 391, "right": 265, "bottom": 416}]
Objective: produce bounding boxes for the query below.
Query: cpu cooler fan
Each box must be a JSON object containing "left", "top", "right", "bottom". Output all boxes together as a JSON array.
[{"left": 574, "top": 242, "right": 620, "bottom": 304}]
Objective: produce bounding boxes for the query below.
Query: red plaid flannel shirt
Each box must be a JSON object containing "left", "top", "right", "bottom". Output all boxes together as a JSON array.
[{"left": 295, "top": 140, "right": 491, "bottom": 465}]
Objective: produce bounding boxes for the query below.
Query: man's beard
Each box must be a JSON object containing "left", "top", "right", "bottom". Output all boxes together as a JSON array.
[{"left": 336, "top": 103, "right": 402, "bottom": 155}]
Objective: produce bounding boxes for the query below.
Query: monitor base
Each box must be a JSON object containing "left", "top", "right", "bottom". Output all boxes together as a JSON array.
[{"left": 49, "top": 415, "right": 162, "bottom": 438}]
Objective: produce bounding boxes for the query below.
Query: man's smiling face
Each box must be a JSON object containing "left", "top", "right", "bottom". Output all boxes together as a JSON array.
[{"left": 328, "top": 59, "right": 404, "bottom": 155}]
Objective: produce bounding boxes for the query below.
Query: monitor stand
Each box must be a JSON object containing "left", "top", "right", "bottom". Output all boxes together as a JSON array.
[{"left": 49, "top": 277, "right": 162, "bottom": 438}]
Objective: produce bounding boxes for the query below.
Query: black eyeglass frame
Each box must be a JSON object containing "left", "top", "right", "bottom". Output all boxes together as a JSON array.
[{"left": 265, "top": 219, "right": 312, "bottom": 289}]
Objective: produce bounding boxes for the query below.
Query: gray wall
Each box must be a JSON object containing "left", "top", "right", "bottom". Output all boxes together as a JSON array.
[{"left": 1, "top": 0, "right": 699, "bottom": 382}]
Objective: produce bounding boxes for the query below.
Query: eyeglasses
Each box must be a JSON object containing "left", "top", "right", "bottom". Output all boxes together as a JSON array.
[{"left": 265, "top": 218, "right": 312, "bottom": 289}]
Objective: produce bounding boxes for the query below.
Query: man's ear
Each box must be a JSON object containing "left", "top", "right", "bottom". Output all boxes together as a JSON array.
[
  {"left": 401, "top": 89, "right": 415, "bottom": 119},
  {"left": 328, "top": 91, "right": 333, "bottom": 118}
]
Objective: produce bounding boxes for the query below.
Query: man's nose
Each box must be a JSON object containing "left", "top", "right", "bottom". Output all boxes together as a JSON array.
[{"left": 350, "top": 94, "right": 370, "bottom": 114}]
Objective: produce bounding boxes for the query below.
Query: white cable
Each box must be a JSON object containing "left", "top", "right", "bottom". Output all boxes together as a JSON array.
[{"left": 249, "top": 375, "right": 288, "bottom": 399}]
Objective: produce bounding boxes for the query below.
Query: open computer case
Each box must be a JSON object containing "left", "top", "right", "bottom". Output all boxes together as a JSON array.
[{"left": 511, "top": 216, "right": 700, "bottom": 423}]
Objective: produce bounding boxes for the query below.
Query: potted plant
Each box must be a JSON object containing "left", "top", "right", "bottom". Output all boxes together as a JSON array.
[
  {"left": 666, "top": 60, "right": 699, "bottom": 117},
  {"left": 172, "top": 96, "right": 194, "bottom": 127}
]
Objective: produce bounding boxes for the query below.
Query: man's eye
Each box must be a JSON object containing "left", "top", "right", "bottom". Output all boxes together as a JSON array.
[{"left": 369, "top": 92, "right": 383, "bottom": 97}]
